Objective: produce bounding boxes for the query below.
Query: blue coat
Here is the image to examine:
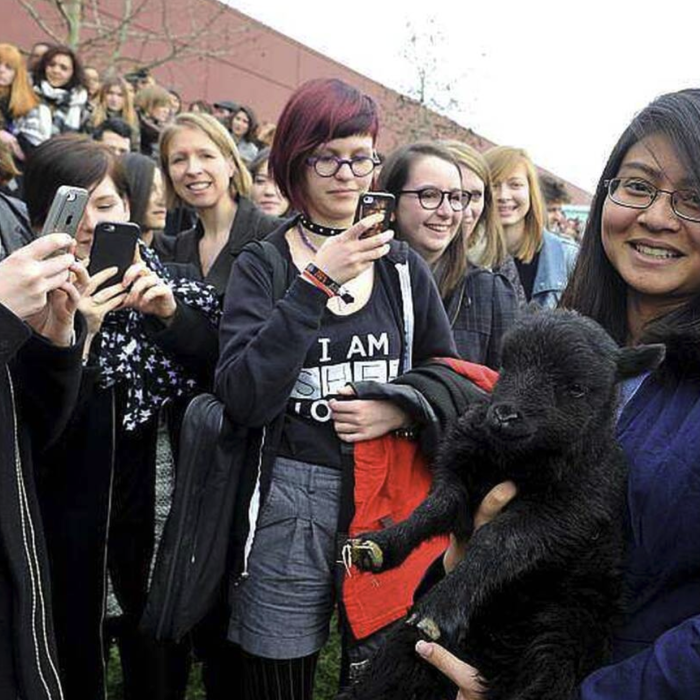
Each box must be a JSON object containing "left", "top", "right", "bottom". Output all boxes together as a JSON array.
[
  {"left": 580, "top": 355, "right": 700, "bottom": 698},
  {"left": 531, "top": 230, "right": 579, "bottom": 309}
]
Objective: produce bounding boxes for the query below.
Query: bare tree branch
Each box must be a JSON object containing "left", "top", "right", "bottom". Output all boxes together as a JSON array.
[
  {"left": 17, "top": 0, "right": 64, "bottom": 43},
  {"left": 17, "top": 0, "right": 252, "bottom": 74}
]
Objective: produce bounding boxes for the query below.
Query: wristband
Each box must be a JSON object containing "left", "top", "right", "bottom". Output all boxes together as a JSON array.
[{"left": 303, "top": 263, "right": 355, "bottom": 304}]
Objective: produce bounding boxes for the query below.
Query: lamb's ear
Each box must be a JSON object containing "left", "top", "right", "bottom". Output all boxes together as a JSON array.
[{"left": 616, "top": 344, "right": 666, "bottom": 380}]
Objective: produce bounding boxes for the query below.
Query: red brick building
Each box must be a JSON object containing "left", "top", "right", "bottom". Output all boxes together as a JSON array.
[{"left": 7, "top": 0, "right": 591, "bottom": 204}]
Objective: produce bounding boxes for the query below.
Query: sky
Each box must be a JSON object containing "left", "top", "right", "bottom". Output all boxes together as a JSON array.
[{"left": 226, "top": 0, "right": 700, "bottom": 194}]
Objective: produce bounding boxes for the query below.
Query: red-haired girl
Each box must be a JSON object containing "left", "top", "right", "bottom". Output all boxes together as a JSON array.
[{"left": 214, "top": 78, "right": 457, "bottom": 698}]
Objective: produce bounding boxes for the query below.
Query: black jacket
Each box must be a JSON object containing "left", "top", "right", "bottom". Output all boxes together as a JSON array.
[
  {"left": 150, "top": 197, "right": 282, "bottom": 387},
  {"left": 157, "top": 196, "right": 282, "bottom": 296},
  {"left": 0, "top": 192, "right": 34, "bottom": 260},
  {"left": 0, "top": 304, "right": 84, "bottom": 700}
]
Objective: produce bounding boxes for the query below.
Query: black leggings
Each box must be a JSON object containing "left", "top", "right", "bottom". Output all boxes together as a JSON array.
[{"left": 243, "top": 651, "right": 319, "bottom": 700}]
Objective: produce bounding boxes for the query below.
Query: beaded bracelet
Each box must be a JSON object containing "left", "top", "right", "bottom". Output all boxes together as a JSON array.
[{"left": 303, "top": 263, "right": 355, "bottom": 304}]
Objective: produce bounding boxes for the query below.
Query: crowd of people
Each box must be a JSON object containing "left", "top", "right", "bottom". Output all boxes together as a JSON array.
[{"left": 1, "top": 37, "right": 699, "bottom": 700}]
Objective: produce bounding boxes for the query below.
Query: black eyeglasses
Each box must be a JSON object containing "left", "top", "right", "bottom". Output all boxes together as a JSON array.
[
  {"left": 306, "top": 154, "right": 380, "bottom": 178},
  {"left": 604, "top": 177, "right": 700, "bottom": 223},
  {"left": 399, "top": 188, "right": 471, "bottom": 212}
]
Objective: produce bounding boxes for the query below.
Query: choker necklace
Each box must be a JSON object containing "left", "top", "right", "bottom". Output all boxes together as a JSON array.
[
  {"left": 299, "top": 214, "right": 346, "bottom": 237},
  {"left": 297, "top": 222, "right": 318, "bottom": 253}
]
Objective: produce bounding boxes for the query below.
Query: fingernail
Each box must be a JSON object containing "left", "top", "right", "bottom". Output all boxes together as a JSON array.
[{"left": 415, "top": 640, "right": 431, "bottom": 658}]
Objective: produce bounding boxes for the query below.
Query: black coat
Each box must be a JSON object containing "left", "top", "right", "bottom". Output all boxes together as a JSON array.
[
  {"left": 149, "top": 197, "right": 282, "bottom": 388},
  {"left": 0, "top": 304, "right": 83, "bottom": 700}
]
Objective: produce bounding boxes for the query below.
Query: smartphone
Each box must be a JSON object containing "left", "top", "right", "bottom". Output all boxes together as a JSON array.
[
  {"left": 87, "top": 221, "right": 140, "bottom": 292},
  {"left": 41, "top": 186, "right": 89, "bottom": 238},
  {"left": 354, "top": 192, "right": 395, "bottom": 239}
]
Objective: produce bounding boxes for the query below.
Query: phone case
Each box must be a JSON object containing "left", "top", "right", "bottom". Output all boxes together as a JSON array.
[
  {"left": 354, "top": 192, "right": 395, "bottom": 238},
  {"left": 41, "top": 186, "right": 89, "bottom": 238},
  {"left": 88, "top": 222, "right": 140, "bottom": 292}
]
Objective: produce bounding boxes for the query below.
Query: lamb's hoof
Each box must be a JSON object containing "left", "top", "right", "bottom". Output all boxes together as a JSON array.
[
  {"left": 407, "top": 614, "right": 441, "bottom": 641},
  {"left": 348, "top": 539, "right": 384, "bottom": 571}
]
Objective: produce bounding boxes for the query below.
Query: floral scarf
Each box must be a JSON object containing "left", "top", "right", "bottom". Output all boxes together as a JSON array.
[{"left": 98, "top": 243, "right": 221, "bottom": 431}]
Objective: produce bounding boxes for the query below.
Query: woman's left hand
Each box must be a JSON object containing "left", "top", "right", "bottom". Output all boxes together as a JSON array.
[
  {"left": 121, "top": 252, "right": 177, "bottom": 322},
  {"left": 330, "top": 384, "right": 410, "bottom": 442},
  {"left": 415, "top": 640, "right": 485, "bottom": 700}
]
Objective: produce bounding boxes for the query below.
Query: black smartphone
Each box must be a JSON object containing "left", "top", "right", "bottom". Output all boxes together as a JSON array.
[
  {"left": 88, "top": 221, "right": 140, "bottom": 292},
  {"left": 354, "top": 192, "right": 395, "bottom": 239}
]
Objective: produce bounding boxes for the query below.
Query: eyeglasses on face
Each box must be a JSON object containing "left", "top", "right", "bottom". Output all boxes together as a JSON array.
[
  {"left": 305, "top": 154, "right": 380, "bottom": 178},
  {"left": 604, "top": 177, "right": 700, "bottom": 223},
  {"left": 398, "top": 187, "right": 471, "bottom": 212}
]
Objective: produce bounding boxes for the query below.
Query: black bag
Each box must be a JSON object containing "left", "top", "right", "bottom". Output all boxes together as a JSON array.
[{"left": 140, "top": 240, "right": 288, "bottom": 641}]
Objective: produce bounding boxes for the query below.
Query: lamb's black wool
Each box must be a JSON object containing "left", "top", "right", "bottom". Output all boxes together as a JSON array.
[{"left": 345, "top": 309, "right": 665, "bottom": 700}]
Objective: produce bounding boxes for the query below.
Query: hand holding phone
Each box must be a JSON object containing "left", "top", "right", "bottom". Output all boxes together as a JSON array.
[{"left": 354, "top": 192, "right": 395, "bottom": 239}]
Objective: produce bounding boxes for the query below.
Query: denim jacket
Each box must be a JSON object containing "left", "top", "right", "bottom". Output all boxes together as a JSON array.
[{"left": 531, "top": 230, "right": 579, "bottom": 309}]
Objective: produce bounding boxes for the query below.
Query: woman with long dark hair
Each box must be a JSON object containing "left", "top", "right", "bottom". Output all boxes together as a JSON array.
[
  {"left": 380, "top": 142, "right": 517, "bottom": 367},
  {"left": 214, "top": 78, "right": 456, "bottom": 700},
  {"left": 33, "top": 45, "right": 88, "bottom": 136},
  {"left": 24, "top": 134, "right": 218, "bottom": 700},
  {"left": 230, "top": 104, "right": 259, "bottom": 162},
  {"left": 420, "top": 88, "right": 700, "bottom": 699}
]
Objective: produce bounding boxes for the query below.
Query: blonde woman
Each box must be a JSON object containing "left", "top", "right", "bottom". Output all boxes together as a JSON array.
[
  {"left": 88, "top": 76, "right": 140, "bottom": 150},
  {"left": 442, "top": 140, "right": 526, "bottom": 305},
  {"left": 485, "top": 146, "right": 578, "bottom": 308},
  {"left": 158, "top": 112, "right": 280, "bottom": 297}
]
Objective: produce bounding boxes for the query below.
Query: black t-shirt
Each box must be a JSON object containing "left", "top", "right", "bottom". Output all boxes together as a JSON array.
[
  {"left": 280, "top": 278, "right": 403, "bottom": 469},
  {"left": 514, "top": 251, "right": 540, "bottom": 302}
]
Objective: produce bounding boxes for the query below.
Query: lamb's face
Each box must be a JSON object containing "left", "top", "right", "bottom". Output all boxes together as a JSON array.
[{"left": 486, "top": 312, "right": 620, "bottom": 451}]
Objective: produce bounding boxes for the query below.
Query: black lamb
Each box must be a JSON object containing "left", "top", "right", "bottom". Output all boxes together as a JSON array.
[{"left": 345, "top": 309, "right": 665, "bottom": 700}]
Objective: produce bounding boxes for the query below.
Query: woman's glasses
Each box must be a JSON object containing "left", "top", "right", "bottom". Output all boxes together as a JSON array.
[
  {"left": 399, "top": 188, "right": 471, "bottom": 212},
  {"left": 306, "top": 155, "right": 380, "bottom": 178},
  {"left": 605, "top": 177, "right": 700, "bottom": 222}
]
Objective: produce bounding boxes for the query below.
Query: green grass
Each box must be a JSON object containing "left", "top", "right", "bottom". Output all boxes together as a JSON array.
[{"left": 106, "top": 622, "right": 341, "bottom": 699}]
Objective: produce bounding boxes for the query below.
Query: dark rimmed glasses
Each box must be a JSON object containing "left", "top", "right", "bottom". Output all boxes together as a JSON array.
[
  {"left": 399, "top": 187, "right": 471, "bottom": 212},
  {"left": 306, "top": 154, "right": 380, "bottom": 178},
  {"left": 604, "top": 177, "right": 700, "bottom": 223}
]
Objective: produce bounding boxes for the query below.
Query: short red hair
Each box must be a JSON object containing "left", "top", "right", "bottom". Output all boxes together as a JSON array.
[{"left": 269, "top": 78, "right": 379, "bottom": 214}]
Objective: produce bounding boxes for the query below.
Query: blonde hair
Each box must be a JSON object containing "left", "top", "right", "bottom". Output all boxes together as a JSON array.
[
  {"left": 485, "top": 146, "right": 545, "bottom": 263},
  {"left": 0, "top": 43, "right": 39, "bottom": 118},
  {"left": 441, "top": 140, "right": 508, "bottom": 269},
  {"left": 135, "top": 85, "right": 171, "bottom": 115},
  {"left": 159, "top": 112, "right": 252, "bottom": 208},
  {"left": 92, "top": 76, "right": 138, "bottom": 130}
]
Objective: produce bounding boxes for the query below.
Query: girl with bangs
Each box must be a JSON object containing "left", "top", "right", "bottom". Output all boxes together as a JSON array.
[
  {"left": 485, "top": 146, "right": 578, "bottom": 308},
  {"left": 379, "top": 141, "right": 517, "bottom": 368},
  {"left": 0, "top": 42, "right": 51, "bottom": 159},
  {"left": 214, "top": 78, "right": 456, "bottom": 699}
]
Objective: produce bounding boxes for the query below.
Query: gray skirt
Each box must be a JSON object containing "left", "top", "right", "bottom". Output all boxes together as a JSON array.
[{"left": 228, "top": 456, "right": 342, "bottom": 659}]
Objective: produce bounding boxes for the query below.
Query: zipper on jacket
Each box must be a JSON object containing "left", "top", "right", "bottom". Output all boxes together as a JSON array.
[
  {"left": 155, "top": 398, "right": 219, "bottom": 638},
  {"left": 7, "top": 368, "right": 64, "bottom": 700}
]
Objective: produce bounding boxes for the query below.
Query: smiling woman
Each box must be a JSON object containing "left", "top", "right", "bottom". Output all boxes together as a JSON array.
[
  {"left": 157, "top": 111, "right": 280, "bottom": 296},
  {"left": 486, "top": 146, "right": 578, "bottom": 307},
  {"left": 555, "top": 88, "right": 700, "bottom": 698}
]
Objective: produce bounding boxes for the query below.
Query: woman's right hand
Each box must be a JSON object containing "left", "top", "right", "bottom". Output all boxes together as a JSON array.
[
  {"left": 312, "top": 213, "right": 394, "bottom": 285},
  {"left": 77, "top": 267, "right": 128, "bottom": 337},
  {"left": 443, "top": 481, "right": 517, "bottom": 574}
]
